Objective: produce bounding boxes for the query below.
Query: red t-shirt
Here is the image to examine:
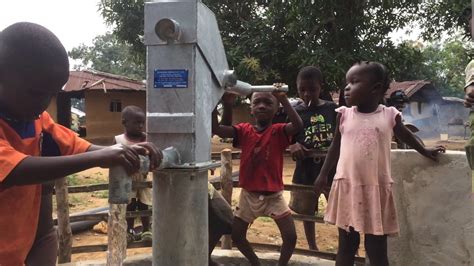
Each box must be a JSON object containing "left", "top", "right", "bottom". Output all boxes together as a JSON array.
[
  {"left": 0, "top": 112, "right": 91, "bottom": 265},
  {"left": 233, "top": 123, "right": 290, "bottom": 192}
]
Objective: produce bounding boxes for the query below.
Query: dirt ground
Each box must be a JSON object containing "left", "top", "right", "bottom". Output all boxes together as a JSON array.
[{"left": 66, "top": 136, "right": 465, "bottom": 262}]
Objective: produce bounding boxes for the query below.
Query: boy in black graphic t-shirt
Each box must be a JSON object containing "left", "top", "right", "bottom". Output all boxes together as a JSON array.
[{"left": 288, "top": 66, "right": 337, "bottom": 251}]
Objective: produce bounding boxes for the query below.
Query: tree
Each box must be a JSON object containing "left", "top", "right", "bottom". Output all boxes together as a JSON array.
[
  {"left": 97, "top": 0, "right": 471, "bottom": 95},
  {"left": 422, "top": 38, "right": 473, "bottom": 97},
  {"left": 69, "top": 33, "right": 145, "bottom": 80},
  {"left": 417, "top": 1, "right": 471, "bottom": 40}
]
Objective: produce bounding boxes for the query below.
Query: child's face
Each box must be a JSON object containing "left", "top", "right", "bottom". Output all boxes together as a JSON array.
[
  {"left": 123, "top": 112, "right": 145, "bottom": 137},
  {"left": 344, "top": 65, "right": 380, "bottom": 107},
  {"left": 0, "top": 67, "right": 68, "bottom": 121},
  {"left": 297, "top": 78, "right": 322, "bottom": 106},
  {"left": 250, "top": 92, "right": 277, "bottom": 123}
]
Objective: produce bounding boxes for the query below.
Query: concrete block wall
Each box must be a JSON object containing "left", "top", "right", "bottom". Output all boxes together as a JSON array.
[{"left": 389, "top": 150, "right": 473, "bottom": 265}]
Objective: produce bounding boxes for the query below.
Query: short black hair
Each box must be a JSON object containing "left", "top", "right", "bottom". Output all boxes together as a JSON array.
[
  {"left": 355, "top": 61, "right": 391, "bottom": 92},
  {"left": 122, "top": 105, "right": 145, "bottom": 121},
  {"left": 462, "top": 6, "right": 472, "bottom": 20},
  {"left": 297, "top": 66, "right": 324, "bottom": 84},
  {"left": 0, "top": 22, "right": 69, "bottom": 76}
]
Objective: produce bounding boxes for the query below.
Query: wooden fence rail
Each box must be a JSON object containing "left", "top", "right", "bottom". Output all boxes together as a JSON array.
[
  {"left": 58, "top": 149, "right": 353, "bottom": 264},
  {"left": 59, "top": 174, "right": 313, "bottom": 195},
  {"left": 56, "top": 209, "right": 324, "bottom": 225}
]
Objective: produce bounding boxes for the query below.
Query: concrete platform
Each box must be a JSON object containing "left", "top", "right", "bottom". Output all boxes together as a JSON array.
[
  {"left": 59, "top": 249, "right": 334, "bottom": 265},
  {"left": 389, "top": 150, "right": 473, "bottom": 265}
]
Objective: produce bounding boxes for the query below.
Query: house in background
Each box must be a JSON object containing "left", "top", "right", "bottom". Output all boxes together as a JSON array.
[
  {"left": 437, "top": 97, "right": 469, "bottom": 138},
  {"left": 47, "top": 70, "right": 145, "bottom": 145},
  {"left": 386, "top": 80, "right": 468, "bottom": 139},
  {"left": 330, "top": 80, "right": 468, "bottom": 139},
  {"left": 386, "top": 80, "right": 443, "bottom": 138}
]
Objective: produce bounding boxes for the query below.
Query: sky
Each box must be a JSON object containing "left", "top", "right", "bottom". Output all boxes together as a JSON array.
[
  {"left": 0, "top": 0, "right": 109, "bottom": 52},
  {"left": 0, "top": 0, "right": 424, "bottom": 59}
]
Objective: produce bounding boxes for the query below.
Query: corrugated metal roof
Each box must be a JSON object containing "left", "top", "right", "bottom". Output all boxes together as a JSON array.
[
  {"left": 385, "top": 80, "right": 431, "bottom": 98},
  {"left": 63, "top": 70, "right": 145, "bottom": 92},
  {"left": 386, "top": 80, "right": 442, "bottom": 103}
]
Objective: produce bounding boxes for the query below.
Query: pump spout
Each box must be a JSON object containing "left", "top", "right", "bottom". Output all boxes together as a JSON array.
[{"left": 225, "top": 81, "right": 289, "bottom": 96}]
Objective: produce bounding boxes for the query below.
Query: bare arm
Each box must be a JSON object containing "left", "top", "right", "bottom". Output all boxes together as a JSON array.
[
  {"left": 313, "top": 113, "right": 341, "bottom": 192},
  {"left": 220, "top": 95, "right": 234, "bottom": 126},
  {"left": 88, "top": 144, "right": 106, "bottom": 151},
  {"left": 393, "top": 115, "right": 445, "bottom": 161},
  {"left": 3, "top": 152, "right": 106, "bottom": 186},
  {"left": 275, "top": 94, "right": 303, "bottom": 136},
  {"left": 3, "top": 143, "right": 162, "bottom": 186},
  {"left": 212, "top": 93, "right": 236, "bottom": 138}
]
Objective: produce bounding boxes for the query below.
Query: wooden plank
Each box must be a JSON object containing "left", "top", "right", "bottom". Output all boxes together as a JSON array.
[
  {"left": 107, "top": 204, "right": 127, "bottom": 266},
  {"left": 64, "top": 181, "right": 153, "bottom": 194},
  {"left": 211, "top": 151, "right": 240, "bottom": 160},
  {"left": 60, "top": 210, "right": 325, "bottom": 225},
  {"left": 55, "top": 177, "right": 72, "bottom": 263},
  {"left": 220, "top": 149, "right": 233, "bottom": 249},
  {"left": 292, "top": 214, "right": 324, "bottom": 223}
]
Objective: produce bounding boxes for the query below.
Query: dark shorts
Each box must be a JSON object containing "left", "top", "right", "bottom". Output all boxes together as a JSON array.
[
  {"left": 26, "top": 188, "right": 57, "bottom": 266},
  {"left": 290, "top": 159, "right": 335, "bottom": 215},
  {"left": 208, "top": 191, "right": 233, "bottom": 235},
  {"left": 289, "top": 189, "right": 318, "bottom": 215},
  {"left": 25, "top": 226, "right": 58, "bottom": 266}
]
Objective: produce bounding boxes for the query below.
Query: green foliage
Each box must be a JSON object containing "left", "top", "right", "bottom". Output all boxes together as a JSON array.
[
  {"left": 69, "top": 33, "right": 145, "bottom": 80},
  {"left": 422, "top": 38, "right": 473, "bottom": 97},
  {"left": 67, "top": 174, "right": 80, "bottom": 186},
  {"left": 96, "top": 0, "right": 472, "bottom": 96},
  {"left": 99, "top": 0, "right": 145, "bottom": 62},
  {"left": 417, "top": 0, "right": 471, "bottom": 40}
]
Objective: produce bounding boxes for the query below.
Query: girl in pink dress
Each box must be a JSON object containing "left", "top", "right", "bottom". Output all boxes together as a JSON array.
[{"left": 313, "top": 61, "right": 445, "bottom": 266}]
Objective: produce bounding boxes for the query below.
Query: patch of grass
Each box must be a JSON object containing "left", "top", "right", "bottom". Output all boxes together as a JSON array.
[
  {"left": 92, "top": 190, "right": 109, "bottom": 199},
  {"left": 69, "top": 195, "right": 82, "bottom": 205},
  {"left": 67, "top": 174, "right": 81, "bottom": 186},
  {"left": 257, "top": 217, "right": 273, "bottom": 223}
]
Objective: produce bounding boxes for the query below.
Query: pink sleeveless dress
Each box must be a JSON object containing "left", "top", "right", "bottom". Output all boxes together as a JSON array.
[{"left": 324, "top": 105, "right": 400, "bottom": 236}]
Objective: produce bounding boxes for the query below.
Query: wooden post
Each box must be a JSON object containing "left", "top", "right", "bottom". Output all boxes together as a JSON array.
[
  {"left": 55, "top": 92, "right": 73, "bottom": 263},
  {"left": 55, "top": 177, "right": 72, "bottom": 263},
  {"left": 220, "top": 148, "right": 233, "bottom": 249},
  {"left": 107, "top": 204, "right": 128, "bottom": 266}
]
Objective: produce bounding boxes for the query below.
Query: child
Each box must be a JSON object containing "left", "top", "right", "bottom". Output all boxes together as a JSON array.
[
  {"left": 288, "top": 66, "right": 337, "bottom": 251},
  {"left": 0, "top": 22, "right": 161, "bottom": 265},
  {"left": 313, "top": 61, "right": 445, "bottom": 265},
  {"left": 212, "top": 90, "right": 303, "bottom": 266},
  {"left": 114, "top": 105, "right": 153, "bottom": 242}
]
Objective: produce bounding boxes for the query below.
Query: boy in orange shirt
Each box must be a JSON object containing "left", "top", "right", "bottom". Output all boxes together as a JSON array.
[{"left": 0, "top": 22, "right": 161, "bottom": 265}]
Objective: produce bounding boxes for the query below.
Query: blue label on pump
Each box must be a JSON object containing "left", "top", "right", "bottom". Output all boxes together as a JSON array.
[{"left": 154, "top": 69, "right": 189, "bottom": 88}]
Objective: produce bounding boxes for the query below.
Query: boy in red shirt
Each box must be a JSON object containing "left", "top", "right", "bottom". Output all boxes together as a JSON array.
[
  {"left": 0, "top": 22, "right": 161, "bottom": 265},
  {"left": 213, "top": 91, "right": 303, "bottom": 266}
]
